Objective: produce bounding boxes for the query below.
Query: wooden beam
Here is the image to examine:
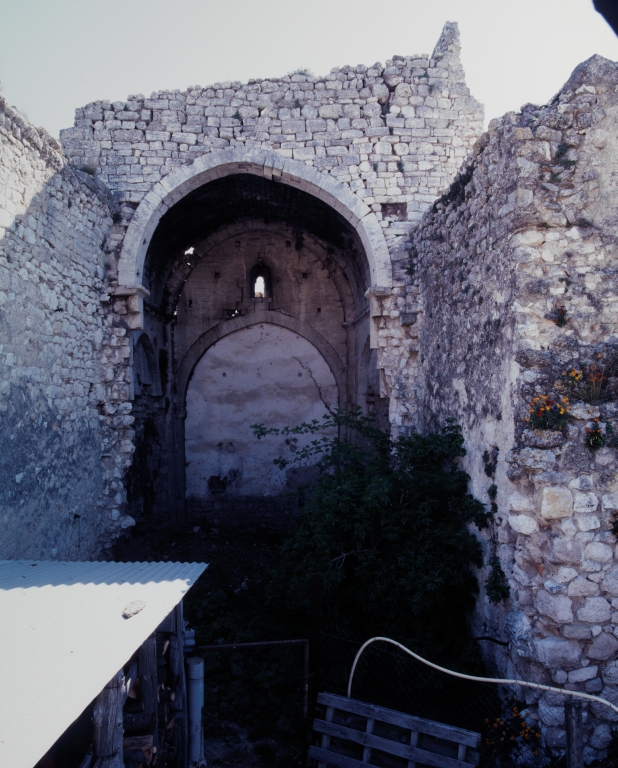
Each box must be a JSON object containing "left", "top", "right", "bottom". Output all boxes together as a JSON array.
[
  {"left": 92, "top": 663, "right": 136, "bottom": 768},
  {"left": 137, "top": 633, "right": 159, "bottom": 754}
]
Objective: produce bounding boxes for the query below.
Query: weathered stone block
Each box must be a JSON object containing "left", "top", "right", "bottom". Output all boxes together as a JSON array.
[
  {"left": 534, "top": 590, "right": 573, "bottom": 623},
  {"left": 573, "top": 492, "right": 598, "bottom": 513},
  {"left": 508, "top": 514, "right": 539, "bottom": 535},
  {"left": 319, "top": 104, "right": 342, "bottom": 120},
  {"left": 522, "top": 430, "right": 565, "bottom": 449},
  {"left": 555, "top": 567, "right": 578, "bottom": 584},
  {"left": 589, "top": 632, "right": 618, "bottom": 661},
  {"left": 590, "top": 725, "right": 613, "bottom": 749},
  {"left": 602, "top": 567, "right": 618, "bottom": 595},
  {"left": 508, "top": 493, "right": 535, "bottom": 512},
  {"left": 534, "top": 637, "right": 581, "bottom": 668},
  {"left": 569, "top": 402, "right": 600, "bottom": 420},
  {"left": 577, "top": 597, "right": 611, "bottom": 624},
  {"left": 562, "top": 624, "right": 592, "bottom": 640},
  {"left": 575, "top": 514, "right": 600, "bottom": 531},
  {"left": 567, "top": 577, "right": 599, "bottom": 597},
  {"left": 513, "top": 448, "right": 557, "bottom": 472},
  {"left": 540, "top": 487, "right": 573, "bottom": 519},
  {"left": 552, "top": 538, "right": 582, "bottom": 564},
  {"left": 602, "top": 493, "right": 618, "bottom": 511},
  {"left": 583, "top": 542, "right": 613, "bottom": 563},
  {"left": 538, "top": 698, "right": 565, "bottom": 726},
  {"left": 568, "top": 665, "right": 598, "bottom": 683},
  {"left": 601, "top": 660, "right": 618, "bottom": 684}
]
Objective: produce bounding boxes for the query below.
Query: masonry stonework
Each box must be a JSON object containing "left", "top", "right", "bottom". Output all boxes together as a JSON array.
[
  {"left": 414, "top": 54, "right": 618, "bottom": 757},
  {"left": 3, "top": 20, "right": 618, "bottom": 759},
  {"left": 0, "top": 96, "right": 135, "bottom": 558}
]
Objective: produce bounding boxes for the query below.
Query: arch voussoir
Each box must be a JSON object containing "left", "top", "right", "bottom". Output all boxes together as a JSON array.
[{"left": 116, "top": 147, "right": 392, "bottom": 319}]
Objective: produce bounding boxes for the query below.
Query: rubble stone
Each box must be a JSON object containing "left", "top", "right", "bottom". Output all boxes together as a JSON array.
[
  {"left": 535, "top": 590, "right": 573, "bottom": 623},
  {"left": 577, "top": 598, "right": 611, "bottom": 624},
  {"left": 588, "top": 633, "right": 618, "bottom": 661}
]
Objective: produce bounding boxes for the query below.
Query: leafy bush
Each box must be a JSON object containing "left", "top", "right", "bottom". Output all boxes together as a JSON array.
[
  {"left": 254, "top": 410, "right": 491, "bottom": 665},
  {"left": 485, "top": 556, "right": 510, "bottom": 604},
  {"left": 183, "top": 412, "right": 496, "bottom": 745}
]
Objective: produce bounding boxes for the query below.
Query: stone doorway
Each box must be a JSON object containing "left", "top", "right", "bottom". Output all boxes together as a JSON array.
[
  {"left": 122, "top": 159, "right": 390, "bottom": 526},
  {"left": 184, "top": 323, "right": 338, "bottom": 526}
]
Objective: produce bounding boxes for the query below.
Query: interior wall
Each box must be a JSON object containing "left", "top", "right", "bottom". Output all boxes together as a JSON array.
[
  {"left": 185, "top": 323, "right": 338, "bottom": 498},
  {"left": 125, "top": 196, "right": 381, "bottom": 526},
  {"left": 173, "top": 222, "right": 351, "bottom": 377}
]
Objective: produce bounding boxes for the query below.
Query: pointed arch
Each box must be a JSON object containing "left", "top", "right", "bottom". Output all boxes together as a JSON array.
[{"left": 116, "top": 147, "right": 392, "bottom": 318}]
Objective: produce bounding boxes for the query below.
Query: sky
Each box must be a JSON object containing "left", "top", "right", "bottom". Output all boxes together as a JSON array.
[{"left": 0, "top": 0, "right": 616, "bottom": 138}]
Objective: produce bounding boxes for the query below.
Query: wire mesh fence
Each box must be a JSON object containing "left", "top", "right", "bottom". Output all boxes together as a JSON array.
[{"left": 318, "top": 632, "right": 568, "bottom": 768}]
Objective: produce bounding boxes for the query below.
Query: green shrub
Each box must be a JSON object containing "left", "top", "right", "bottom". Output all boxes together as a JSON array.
[{"left": 254, "top": 411, "right": 490, "bottom": 663}]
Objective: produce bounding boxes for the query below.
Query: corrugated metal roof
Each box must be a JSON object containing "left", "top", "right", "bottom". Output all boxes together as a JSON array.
[{"left": 0, "top": 559, "right": 207, "bottom": 768}]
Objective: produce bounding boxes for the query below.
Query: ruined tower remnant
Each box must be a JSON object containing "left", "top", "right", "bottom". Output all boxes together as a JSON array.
[{"left": 2, "top": 20, "right": 618, "bottom": 758}]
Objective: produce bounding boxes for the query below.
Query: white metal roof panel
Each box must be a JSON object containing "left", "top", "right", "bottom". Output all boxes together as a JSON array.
[{"left": 0, "top": 559, "right": 207, "bottom": 768}]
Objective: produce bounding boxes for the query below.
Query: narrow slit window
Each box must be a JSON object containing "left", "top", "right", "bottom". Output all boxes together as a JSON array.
[{"left": 249, "top": 263, "right": 272, "bottom": 299}]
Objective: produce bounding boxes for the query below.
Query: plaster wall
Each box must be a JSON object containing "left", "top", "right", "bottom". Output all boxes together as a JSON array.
[
  {"left": 173, "top": 223, "right": 350, "bottom": 372},
  {"left": 185, "top": 323, "right": 338, "bottom": 498}
]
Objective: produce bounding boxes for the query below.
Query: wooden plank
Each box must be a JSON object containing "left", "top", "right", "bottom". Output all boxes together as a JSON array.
[
  {"left": 92, "top": 758, "right": 123, "bottom": 768},
  {"left": 123, "top": 734, "right": 153, "bottom": 750},
  {"left": 313, "top": 719, "right": 476, "bottom": 768},
  {"left": 407, "top": 730, "right": 418, "bottom": 768},
  {"left": 317, "top": 693, "right": 480, "bottom": 748},
  {"left": 169, "top": 601, "right": 187, "bottom": 767},
  {"left": 362, "top": 717, "right": 374, "bottom": 764},
  {"left": 318, "top": 705, "right": 334, "bottom": 768},
  {"left": 309, "top": 746, "right": 368, "bottom": 768},
  {"left": 124, "top": 711, "right": 155, "bottom": 736},
  {"left": 77, "top": 747, "right": 94, "bottom": 768}
]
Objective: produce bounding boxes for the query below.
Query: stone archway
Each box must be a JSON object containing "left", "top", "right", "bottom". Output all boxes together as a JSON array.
[
  {"left": 114, "top": 147, "right": 392, "bottom": 328},
  {"left": 184, "top": 323, "right": 339, "bottom": 517},
  {"left": 176, "top": 310, "right": 346, "bottom": 408},
  {"left": 120, "top": 150, "right": 392, "bottom": 524}
]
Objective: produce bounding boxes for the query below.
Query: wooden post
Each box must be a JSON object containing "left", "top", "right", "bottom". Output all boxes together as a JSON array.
[
  {"left": 168, "top": 601, "right": 188, "bottom": 766},
  {"left": 310, "top": 573, "right": 322, "bottom": 713},
  {"left": 92, "top": 667, "right": 133, "bottom": 768},
  {"left": 138, "top": 632, "right": 159, "bottom": 754},
  {"left": 565, "top": 700, "right": 583, "bottom": 768}
]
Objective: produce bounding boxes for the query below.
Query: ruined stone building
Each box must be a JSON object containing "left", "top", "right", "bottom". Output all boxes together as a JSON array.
[{"left": 2, "top": 20, "right": 618, "bottom": 757}]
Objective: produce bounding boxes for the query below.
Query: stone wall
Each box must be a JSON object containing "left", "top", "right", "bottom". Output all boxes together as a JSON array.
[
  {"left": 60, "top": 23, "right": 481, "bottom": 227},
  {"left": 0, "top": 95, "right": 133, "bottom": 559},
  {"left": 59, "top": 22, "right": 483, "bottom": 434},
  {"left": 414, "top": 55, "right": 618, "bottom": 757},
  {"left": 3, "top": 16, "right": 618, "bottom": 759}
]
